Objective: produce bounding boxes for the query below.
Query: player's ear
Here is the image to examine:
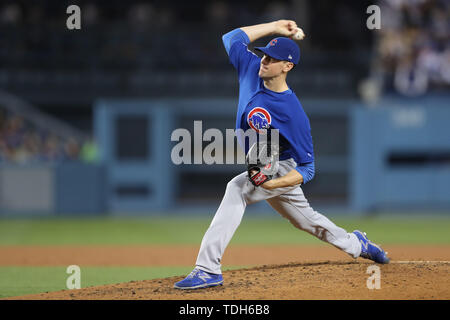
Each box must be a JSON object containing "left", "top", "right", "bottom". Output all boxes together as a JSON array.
[{"left": 283, "top": 62, "right": 294, "bottom": 73}]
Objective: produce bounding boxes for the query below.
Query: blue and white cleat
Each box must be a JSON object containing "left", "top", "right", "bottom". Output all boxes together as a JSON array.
[
  {"left": 174, "top": 268, "right": 224, "bottom": 290},
  {"left": 353, "top": 230, "right": 390, "bottom": 264}
]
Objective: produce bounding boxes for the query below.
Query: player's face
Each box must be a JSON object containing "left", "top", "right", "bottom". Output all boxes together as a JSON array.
[{"left": 259, "top": 55, "right": 293, "bottom": 79}]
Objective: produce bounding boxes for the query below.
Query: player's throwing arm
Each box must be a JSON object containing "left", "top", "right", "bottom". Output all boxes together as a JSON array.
[{"left": 240, "top": 20, "right": 305, "bottom": 43}]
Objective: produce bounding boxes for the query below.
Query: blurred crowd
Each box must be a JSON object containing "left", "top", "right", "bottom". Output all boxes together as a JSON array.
[
  {"left": 0, "top": 0, "right": 292, "bottom": 71},
  {"left": 374, "top": 0, "right": 450, "bottom": 96},
  {"left": 0, "top": 108, "right": 98, "bottom": 164},
  {"left": 0, "top": 0, "right": 373, "bottom": 72},
  {"left": 2, "top": 0, "right": 447, "bottom": 88},
  {"left": 0, "top": 0, "right": 292, "bottom": 30}
]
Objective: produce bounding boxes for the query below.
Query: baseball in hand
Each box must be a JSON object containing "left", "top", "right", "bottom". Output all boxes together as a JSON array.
[{"left": 293, "top": 27, "right": 305, "bottom": 40}]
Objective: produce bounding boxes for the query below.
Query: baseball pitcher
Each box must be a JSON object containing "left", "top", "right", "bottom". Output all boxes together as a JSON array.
[{"left": 174, "top": 20, "right": 389, "bottom": 290}]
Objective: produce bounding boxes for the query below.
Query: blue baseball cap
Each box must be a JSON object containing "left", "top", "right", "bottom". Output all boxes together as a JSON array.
[{"left": 255, "top": 37, "right": 300, "bottom": 65}]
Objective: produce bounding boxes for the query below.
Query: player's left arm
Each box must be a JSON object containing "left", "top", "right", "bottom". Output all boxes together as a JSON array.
[
  {"left": 261, "top": 169, "right": 302, "bottom": 189},
  {"left": 261, "top": 162, "right": 315, "bottom": 190}
]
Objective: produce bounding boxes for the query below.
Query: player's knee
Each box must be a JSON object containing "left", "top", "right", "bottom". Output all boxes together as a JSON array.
[
  {"left": 226, "top": 177, "right": 243, "bottom": 192},
  {"left": 225, "top": 176, "right": 248, "bottom": 199}
]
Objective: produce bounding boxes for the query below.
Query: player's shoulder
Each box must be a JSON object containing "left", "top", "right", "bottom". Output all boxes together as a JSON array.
[
  {"left": 285, "top": 90, "right": 304, "bottom": 109},
  {"left": 228, "top": 42, "right": 260, "bottom": 78},
  {"left": 285, "top": 92, "right": 310, "bottom": 120},
  {"left": 230, "top": 40, "right": 259, "bottom": 59}
]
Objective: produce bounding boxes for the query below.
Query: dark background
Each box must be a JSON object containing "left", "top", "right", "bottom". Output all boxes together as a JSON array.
[{"left": 0, "top": 0, "right": 378, "bottom": 133}]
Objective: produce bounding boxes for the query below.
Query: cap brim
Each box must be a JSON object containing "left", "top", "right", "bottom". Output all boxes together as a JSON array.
[
  {"left": 254, "top": 47, "right": 295, "bottom": 64},
  {"left": 254, "top": 47, "right": 271, "bottom": 56}
]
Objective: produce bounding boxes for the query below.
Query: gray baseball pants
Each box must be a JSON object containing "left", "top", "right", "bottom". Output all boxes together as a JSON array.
[{"left": 195, "top": 158, "right": 362, "bottom": 274}]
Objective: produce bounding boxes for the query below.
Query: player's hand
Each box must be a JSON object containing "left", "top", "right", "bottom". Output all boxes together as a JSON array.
[{"left": 273, "top": 20, "right": 298, "bottom": 37}]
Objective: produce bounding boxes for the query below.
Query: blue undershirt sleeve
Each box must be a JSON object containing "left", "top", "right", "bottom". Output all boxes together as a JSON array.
[
  {"left": 295, "top": 162, "right": 315, "bottom": 185},
  {"left": 222, "top": 28, "right": 250, "bottom": 56},
  {"left": 222, "top": 28, "right": 257, "bottom": 76}
]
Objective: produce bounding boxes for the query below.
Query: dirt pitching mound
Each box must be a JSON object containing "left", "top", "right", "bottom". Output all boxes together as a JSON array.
[{"left": 9, "top": 260, "right": 450, "bottom": 300}]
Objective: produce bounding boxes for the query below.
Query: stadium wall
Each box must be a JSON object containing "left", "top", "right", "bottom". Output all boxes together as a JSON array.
[{"left": 1, "top": 96, "right": 449, "bottom": 216}]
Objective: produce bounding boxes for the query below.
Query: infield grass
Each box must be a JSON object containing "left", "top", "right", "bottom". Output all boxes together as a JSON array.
[
  {"left": 0, "top": 266, "right": 247, "bottom": 298},
  {"left": 0, "top": 215, "right": 449, "bottom": 245}
]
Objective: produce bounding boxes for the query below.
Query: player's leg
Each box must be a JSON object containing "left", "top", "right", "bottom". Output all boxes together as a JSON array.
[
  {"left": 266, "top": 188, "right": 362, "bottom": 258},
  {"left": 194, "top": 159, "right": 302, "bottom": 276},
  {"left": 194, "top": 171, "right": 250, "bottom": 275},
  {"left": 266, "top": 188, "right": 389, "bottom": 263},
  {"left": 175, "top": 170, "right": 283, "bottom": 289},
  {"left": 195, "top": 170, "right": 290, "bottom": 274}
]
